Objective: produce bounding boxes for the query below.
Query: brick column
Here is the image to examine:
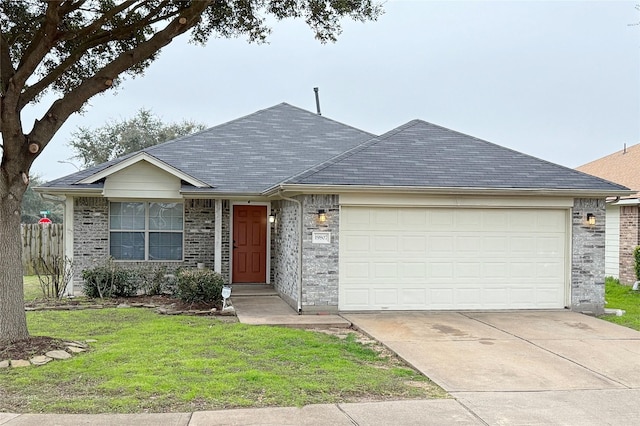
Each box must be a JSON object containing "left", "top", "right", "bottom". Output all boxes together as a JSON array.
[
  {"left": 619, "top": 205, "right": 640, "bottom": 285},
  {"left": 571, "top": 198, "right": 606, "bottom": 315}
]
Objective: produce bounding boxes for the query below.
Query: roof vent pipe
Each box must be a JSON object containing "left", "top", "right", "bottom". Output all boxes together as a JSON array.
[
  {"left": 314, "top": 87, "right": 321, "bottom": 115},
  {"left": 624, "top": 143, "right": 627, "bottom": 154}
]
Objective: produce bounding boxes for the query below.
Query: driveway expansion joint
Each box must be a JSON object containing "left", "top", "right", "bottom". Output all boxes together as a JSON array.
[{"left": 335, "top": 403, "right": 359, "bottom": 426}]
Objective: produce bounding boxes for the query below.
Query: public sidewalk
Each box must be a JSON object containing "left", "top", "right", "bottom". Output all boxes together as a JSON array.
[{"left": 0, "top": 399, "right": 480, "bottom": 425}]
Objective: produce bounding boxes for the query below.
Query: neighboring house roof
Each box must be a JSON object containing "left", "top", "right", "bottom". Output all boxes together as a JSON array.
[
  {"left": 281, "top": 120, "right": 629, "bottom": 193},
  {"left": 576, "top": 143, "right": 640, "bottom": 195},
  {"left": 41, "top": 103, "right": 631, "bottom": 197}
]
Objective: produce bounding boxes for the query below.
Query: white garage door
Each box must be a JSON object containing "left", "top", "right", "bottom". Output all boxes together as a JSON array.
[{"left": 339, "top": 207, "right": 568, "bottom": 311}]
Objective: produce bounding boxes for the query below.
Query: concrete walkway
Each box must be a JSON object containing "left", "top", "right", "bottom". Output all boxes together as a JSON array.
[
  {"left": 230, "top": 286, "right": 351, "bottom": 328},
  {"left": 0, "top": 400, "right": 481, "bottom": 425}
]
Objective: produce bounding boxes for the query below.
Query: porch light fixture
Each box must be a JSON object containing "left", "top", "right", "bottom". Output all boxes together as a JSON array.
[
  {"left": 317, "top": 209, "right": 327, "bottom": 224},
  {"left": 586, "top": 213, "right": 596, "bottom": 226},
  {"left": 268, "top": 212, "right": 276, "bottom": 223}
]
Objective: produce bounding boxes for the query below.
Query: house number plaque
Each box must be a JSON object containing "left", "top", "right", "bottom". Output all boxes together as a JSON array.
[{"left": 312, "top": 232, "right": 331, "bottom": 244}]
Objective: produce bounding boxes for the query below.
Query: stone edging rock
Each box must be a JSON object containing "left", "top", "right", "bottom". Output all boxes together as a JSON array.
[
  {"left": 0, "top": 340, "right": 95, "bottom": 369},
  {"left": 25, "top": 301, "right": 236, "bottom": 317}
]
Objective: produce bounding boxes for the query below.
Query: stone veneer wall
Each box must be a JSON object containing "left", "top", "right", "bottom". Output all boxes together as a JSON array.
[
  {"left": 301, "top": 194, "right": 340, "bottom": 313},
  {"left": 72, "top": 197, "right": 230, "bottom": 289},
  {"left": 571, "top": 198, "right": 606, "bottom": 315},
  {"left": 271, "top": 199, "right": 300, "bottom": 308},
  {"left": 618, "top": 205, "right": 640, "bottom": 285}
]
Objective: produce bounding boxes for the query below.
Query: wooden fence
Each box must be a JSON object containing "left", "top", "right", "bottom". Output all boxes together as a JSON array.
[{"left": 21, "top": 223, "right": 64, "bottom": 275}]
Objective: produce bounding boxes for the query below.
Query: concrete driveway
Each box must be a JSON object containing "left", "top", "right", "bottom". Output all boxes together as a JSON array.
[{"left": 344, "top": 311, "right": 640, "bottom": 425}]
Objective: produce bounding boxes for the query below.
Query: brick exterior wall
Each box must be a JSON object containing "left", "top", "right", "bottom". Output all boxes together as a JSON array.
[
  {"left": 301, "top": 194, "right": 340, "bottom": 313},
  {"left": 271, "top": 199, "right": 300, "bottom": 308},
  {"left": 221, "top": 200, "right": 231, "bottom": 280},
  {"left": 72, "top": 197, "right": 230, "bottom": 290},
  {"left": 72, "top": 197, "right": 109, "bottom": 287},
  {"left": 184, "top": 199, "right": 215, "bottom": 269},
  {"left": 619, "top": 205, "right": 640, "bottom": 285},
  {"left": 571, "top": 198, "right": 606, "bottom": 315},
  {"left": 270, "top": 194, "right": 340, "bottom": 313}
]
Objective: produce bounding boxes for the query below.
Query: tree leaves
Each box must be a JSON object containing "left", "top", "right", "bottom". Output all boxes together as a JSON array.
[{"left": 68, "top": 108, "right": 206, "bottom": 168}]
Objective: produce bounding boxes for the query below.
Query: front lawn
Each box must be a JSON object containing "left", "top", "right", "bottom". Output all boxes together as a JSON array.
[
  {"left": 602, "top": 277, "right": 640, "bottom": 331},
  {"left": 0, "top": 309, "right": 445, "bottom": 413}
]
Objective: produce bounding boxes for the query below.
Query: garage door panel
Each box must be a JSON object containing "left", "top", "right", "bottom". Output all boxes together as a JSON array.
[
  {"left": 430, "top": 288, "right": 455, "bottom": 308},
  {"left": 430, "top": 210, "right": 454, "bottom": 226},
  {"left": 401, "top": 288, "right": 427, "bottom": 305},
  {"left": 482, "top": 236, "right": 509, "bottom": 254},
  {"left": 456, "top": 235, "right": 481, "bottom": 252},
  {"left": 344, "top": 262, "right": 370, "bottom": 279},
  {"left": 401, "top": 235, "right": 427, "bottom": 252},
  {"left": 536, "top": 237, "right": 563, "bottom": 255},
  {"left": 401, "top": 262, "right": 427, "bottom": 279},
  {"left": 374, "top": 262, "right": 397, "bottom": 278},
  {"left": 340, "top": 206, "right": 567, "bottom": 311},
  {"left": 457, "top": 262, "right": 481, "bottom": 278}
]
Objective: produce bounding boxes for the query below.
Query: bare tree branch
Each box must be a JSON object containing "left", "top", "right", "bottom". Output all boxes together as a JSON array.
[{"left": 25, "top": 1, "right": 212, "bottom": 165}]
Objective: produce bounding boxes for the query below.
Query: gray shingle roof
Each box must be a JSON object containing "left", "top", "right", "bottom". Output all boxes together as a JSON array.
[
  {"left": 285, "top": 120, "right": 629, "bottom": 191},
  {"left": 42, "top": 103, "right": 374, "bottom": 193},
  {"left": 42, "top": 105, "right": 628, "bottom": 195}
]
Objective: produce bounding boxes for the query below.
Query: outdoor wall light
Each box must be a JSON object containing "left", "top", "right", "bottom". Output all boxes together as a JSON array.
[
  {"left": 317, "top": 209, "right": 327, "bottom": 224},
  {"left": 268, "top": 212, "right": 276, "bottom": 223},
  {"left": 586, "top": 213, "right": 596, "bottom": 226}
]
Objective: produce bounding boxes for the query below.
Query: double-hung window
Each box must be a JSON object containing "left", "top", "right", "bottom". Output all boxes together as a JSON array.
[{"left": 109, "top": 202, "right": 183, "bottom": 261}]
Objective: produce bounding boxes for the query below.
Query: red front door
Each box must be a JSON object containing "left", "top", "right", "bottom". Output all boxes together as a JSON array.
[{"left": 232, "top": 205, "right": 267, "bottom": 283}]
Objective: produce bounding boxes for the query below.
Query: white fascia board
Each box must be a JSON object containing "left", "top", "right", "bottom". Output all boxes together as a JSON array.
[
  {"left": 180, "top": 190, "right": 268, "bottom": 201},
  {"left": 263, "top": 184, "right": 634, "bottom": 198},
  {"left": 33, "top": 186, "right": 102, "bottom": 197},
  {"left": 76, "top": 152, "right": 211, "bottom": 188},
  {"left": 610, "top": 198, "right": 640, "bottom": 206}
]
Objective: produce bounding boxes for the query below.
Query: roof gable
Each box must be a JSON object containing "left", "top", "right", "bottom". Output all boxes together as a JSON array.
[
  {"left": 285, "top": 120, "right": 629, "bottom": 193},
  {"left": 77, "top": 152, "right": 210, "bottom": 188}
]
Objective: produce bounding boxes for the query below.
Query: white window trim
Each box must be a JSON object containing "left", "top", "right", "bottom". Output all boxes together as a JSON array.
[{"left": 109, "top": 201, "right": 185, "bottom": 262}]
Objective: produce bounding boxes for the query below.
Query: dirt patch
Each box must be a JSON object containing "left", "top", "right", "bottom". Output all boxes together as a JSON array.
[{"left": 0, "top": 336, "right": 69, "bottom": 361}]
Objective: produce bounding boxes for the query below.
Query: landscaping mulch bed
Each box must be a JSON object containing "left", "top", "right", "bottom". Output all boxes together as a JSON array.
[
  {"left": 24, "top": 294, "right": 223, "bottom": 312},
  {"left": 0, "top": 336, "right": 68, "bottom": 361}
]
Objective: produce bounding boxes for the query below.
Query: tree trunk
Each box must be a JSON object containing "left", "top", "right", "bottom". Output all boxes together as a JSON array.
[{"left": 0, "top": 174, "right": 29, "bottom": 343}]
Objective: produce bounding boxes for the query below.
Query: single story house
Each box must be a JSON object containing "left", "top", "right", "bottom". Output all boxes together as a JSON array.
[
  {"left": 577, "top": 143, "right": 640, "bottom": 284},
  {"left": 39, "top": 103, "right": 630, "bottom": 315}
]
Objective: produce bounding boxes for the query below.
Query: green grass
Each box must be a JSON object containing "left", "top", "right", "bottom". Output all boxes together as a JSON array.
[
  {"left": 601, "top": 277, "right": 640, "bottom": 331},
  {"left": 0, "top": 309, "right": 445, "bottom": 413},
  {"left": 23, "top": 275, "right": 42, "bottom": 300}
]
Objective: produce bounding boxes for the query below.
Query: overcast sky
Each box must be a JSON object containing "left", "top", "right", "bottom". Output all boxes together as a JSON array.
[{"left": 26, "top": 0, "right": 639, "bottom": 181}]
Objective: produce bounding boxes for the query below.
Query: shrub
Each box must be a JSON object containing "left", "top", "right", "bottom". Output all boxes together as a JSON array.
[
  {"left": 33, "top": 255, "right": 74, "bottom": 299},
  {"left": 137, "top": 264, "right": 169, "bottom": 296},
  {"left": 176, "top": 269, "right": 225, "bottom": 303},
  {"left": 82, "top": 258, "right": 138, "bottom": 298}
]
